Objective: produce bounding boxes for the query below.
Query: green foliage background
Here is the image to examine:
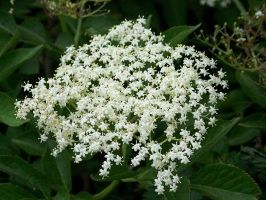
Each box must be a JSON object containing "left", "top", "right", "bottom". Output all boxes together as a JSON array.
[{"left": 0, "top": 0, "right": 265, "bottom": 199}]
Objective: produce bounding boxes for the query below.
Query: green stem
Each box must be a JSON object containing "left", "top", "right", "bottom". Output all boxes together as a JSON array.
[
  {"left": 59, "top": 15, "right": 67, "bottom": 33},
  {"left": 74, "top": 17, "right": 82, "bottom": 46},
  {"left": 232, "top": 0, "right": 247, "bottom": 15},
  {"left": 93, "top": 180, "right": 119, "bottom": 200}
]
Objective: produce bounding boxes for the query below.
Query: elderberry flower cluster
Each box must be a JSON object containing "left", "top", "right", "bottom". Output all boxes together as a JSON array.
[{"left": 15, "top": 18, "right": 227, "bottom": 194}]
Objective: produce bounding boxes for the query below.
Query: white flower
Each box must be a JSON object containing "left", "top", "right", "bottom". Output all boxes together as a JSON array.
[
  {"left": 237, "top": 37, "right": 246, "bottom": 43},
  {"left": 15, "top": 17, "right": 227, "bottom": 194},
  {"left": 9, "top": 0, "right": 15, "bottom": 14},
  {"left": 255, "top": 10, "right": 264, "bottom": 19},
  {"left": 200, "top": 0, "right": 231, "bottom": 7},
  {"left": 22, "top": 82, "right": 32, "bottom": 92},
  {"left": 9, "top": 8, "right": 14, "bottom": 14}
]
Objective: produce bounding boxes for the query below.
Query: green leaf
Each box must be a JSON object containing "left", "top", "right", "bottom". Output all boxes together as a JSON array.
[
  {"left": 214, "top": 4, "right": 239, "bottom": 27},
  {"left": 121, "top": 167, "right": 156, "bottom": 185},
  {"left": 0, "top": 92, "right": 27, "bottom": 127},
  {"left": 93, "top": 180, "right": 119, "bottom": 200},
  {"left": 19, "top": 199, "right": 38, "bottom": 200},
  {"left": 71, "top": 192, "right": 94, "bottom": 200},
  {"left": 239, "top": 113, "right": 266, "bottom": 129},
  {"left": 187, "top": 118, "right": 240, "bottom": 165},
  {"left": 0, "top": 11, "right": 17, "bottom": 35},
  {"left": 228, "top": 126, "right": 260, "bottom": 146},
  {"left": 53, "top": 191, "right": 71, "bottom": 200},
  {"left": 117, "top": 0, "right": 160, "bottom": 30},
  {"left": 83, "top": 16, "right": 118, "bottom": 36},
  {"left": 0, "top": 46, "right": 42, "bottom": 82},
  {"left": 163, "top": 24, "right": 201, "bottom": 46},
  {"left": 0, "top": 135, "right": 17, "bottom": 156},
  {"left": 192, "top": 185, "right": 257, "bottom": 200},
  {"left": 248, "top": 0, "right": 264, "bottom": 10},
  {"left": 11, "top": 130, "right": 45, "bottom": 156},
  {"left": 143, "top": 187, "right": 164, "bottom": 200},
  {"left": 18, "top": 19, "right": 47, "bottom": 45},
  {"left": 0, "top": 30, "right": 20, "bottom": 58},
  {"left": 19, "top": 56, "right": 40, "bottom": 75},
  {"left": 55, "top": 33, "right": 74, "bottom": 50},
  {"left": 0, "top": 183, "right": 35, "bottom": 200},
  {"left": 165, "top": 177, "right": 190, "bottom": 200},
  {"left": 18, "top": 20, "right": 60, "bottom": 54},
  {"left": 0, "top": 30, "right": 11, "bottom": 49},
  {"left": 143, "top": 177, "right": 190, "bottom": 200},
  {"left": 0, "top": 0, "right": 33, "bottom": 16},
  {"left": 191, "top": 163, "right": 261, "bottom": 200},
  {"left": 91, "top": 164, "right": 139, "bottom": 182},
  {"left": 218, "top": 90, "right": 251, "bottom": 114},
  {"left": 0, "top": 155, "right": 51, "bottom": 198},
  {"left": 236, "top": 71, "right": 266, "bottom": 108},
  {"left": 161, "top": 0, "right": 188, "bottom": 26},
  {"left": 122, "top": 143, "right": 132, "bottom": 164},
  {"left": 42, "top": 147, "right": 72, "bottom": 193}
]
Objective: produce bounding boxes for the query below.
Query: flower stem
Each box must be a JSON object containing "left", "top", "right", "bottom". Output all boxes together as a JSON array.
[
  {"left": 232, "top": 0, "right": 247, "bottom": 15},
  {"left": 59, "top": 15, "right": 67, "bottom": 33},
  {"left": 74, "top": 17, "right": 82, "bottom": 46},
  {"left": 93, "top": 180, "right": 119, "bottom": 200}
]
